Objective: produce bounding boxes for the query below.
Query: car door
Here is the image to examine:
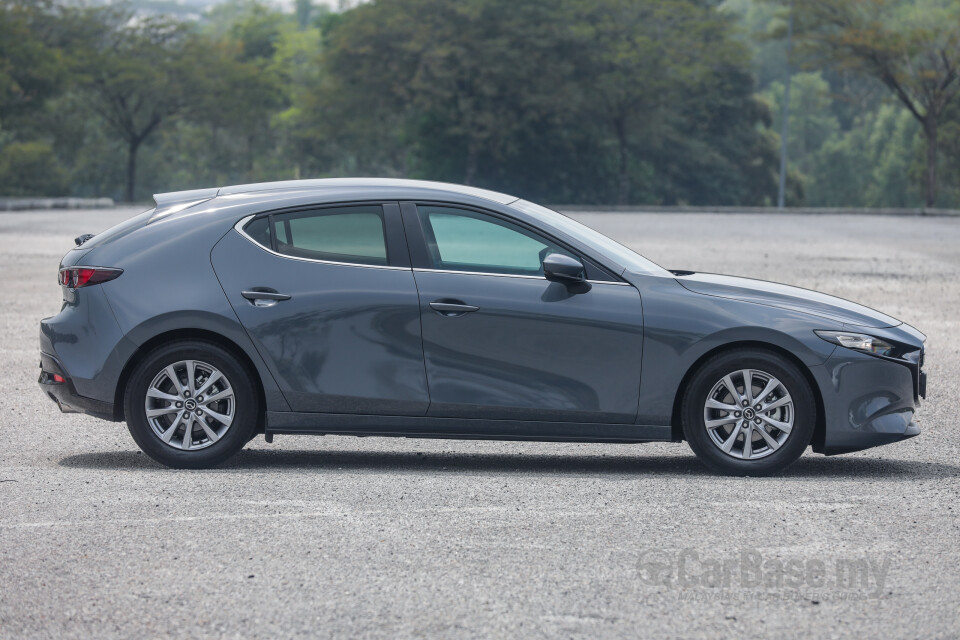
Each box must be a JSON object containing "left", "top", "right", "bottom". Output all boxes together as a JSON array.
[
  {"left": 402, "top": 202, "right": 644, "bottom": 424},
  {"left": 211, "top": 202, "right": 429, "bottom": 415}
]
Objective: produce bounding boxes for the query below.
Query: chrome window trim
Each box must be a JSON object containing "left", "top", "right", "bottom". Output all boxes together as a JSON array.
[
  {"left": 412, "top": 267, "right": 633, "bottom": 286},
  {"left": 235, "top": 214, "right": 633, "bottom": 284},
  {"left": 410, "top": 201, "right": 629, "bottom": 285},
  {"left": 233, "top": 214, "right": 410, "bottom": 271}
]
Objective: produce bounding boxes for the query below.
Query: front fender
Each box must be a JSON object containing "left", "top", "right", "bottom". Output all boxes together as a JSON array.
[{"left": 629, "top": 273, "right": 839, "bottom": 426}]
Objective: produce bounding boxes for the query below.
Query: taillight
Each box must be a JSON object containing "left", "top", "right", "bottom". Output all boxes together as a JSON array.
[{"left": 58, "top": 267, "right": 123, "bottom": 288}]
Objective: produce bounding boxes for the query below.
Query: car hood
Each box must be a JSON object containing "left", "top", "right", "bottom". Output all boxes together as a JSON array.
[{"left": 672, "top": 271, "right": 901, "bottom": 328}]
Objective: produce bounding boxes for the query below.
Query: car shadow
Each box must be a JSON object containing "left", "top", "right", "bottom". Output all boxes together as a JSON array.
[{"left": 57, "top": 447, "right": 960, "bottom": 480}]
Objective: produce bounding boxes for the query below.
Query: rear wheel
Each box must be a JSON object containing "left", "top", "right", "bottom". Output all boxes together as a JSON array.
[
  {"left": 681, "top": 348, "right": 815, "bottom": 476},
  {"left": 124, "top": 341, "right": 259, "bottom": 468}
]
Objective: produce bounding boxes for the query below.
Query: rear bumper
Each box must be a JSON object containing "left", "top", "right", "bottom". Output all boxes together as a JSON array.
[{"left": 38, "top": 352, "right": 118, "bottom": 421}]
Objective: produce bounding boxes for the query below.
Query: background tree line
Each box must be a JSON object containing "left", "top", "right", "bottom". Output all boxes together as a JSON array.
[{"left": 2, "top": 0, "right": 959, "bottom": 206}]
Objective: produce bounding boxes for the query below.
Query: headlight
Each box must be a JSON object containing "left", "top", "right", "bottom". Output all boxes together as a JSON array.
[{"left": 815, "top": 330, "right": 896, "bottom": 357}]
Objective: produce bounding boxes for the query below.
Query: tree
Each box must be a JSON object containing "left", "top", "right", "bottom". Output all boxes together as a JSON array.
[
  {"left": 308, "top": 0, "right": 423, "bottom": 177},
  {"left": 317, "top": 0, "right": 776, "bottom": 204},
  {"left": 808, "top": 103, "right": 921, "bottom": 206},
  {"left": 723, "top": 0, "right": 790, "bottom": 90},
  {"left": 0, "top": 0, "right": 66, "bottom": 123},
  {"left": 318, "top": 0, "right": 579, "bottom": 185},
  {"left": 66, "top": 6, "right": 198, "bottom": 201},
  {"left": 763, "top": 71, "right": 841, "bottom": 202},
  {"left": 940, "top": 98, "right": 960, "bottom": 205},
  {"left": 659, "top": 62, "right": 781, "bottom": 206},
  {"left": 266, "top": 21, "right": 324, "bottom": 177},
  {"left": 571, "top": 0, "right": 769, "bottom": 204},
  {"left": 408, "top": 0, "right": 582, "bottom": 186},
  {"left": 795, "top": 0, "right": 960, "bottom": 207},
  {"left": 295, "top": 0, "right": 312, "bottom": 29},
  {"left": 0, "top": 140, "right": 67, "bottom": 196},
  {"left": 570, "top": 0, "right": 701, "bottom": 204}
]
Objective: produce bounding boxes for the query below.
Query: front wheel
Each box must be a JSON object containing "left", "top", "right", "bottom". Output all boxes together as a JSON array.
[
  {"left": 124, "top": 340, "right": 259, "bottom": 469},
  {"left": 681, "top": 348, "right": 815, "bottom": 476}
]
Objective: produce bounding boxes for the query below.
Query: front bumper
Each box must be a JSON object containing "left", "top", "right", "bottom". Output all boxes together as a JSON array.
[
  {"left": 38, "top": 352, "right": 118, "bottom": 422},
  {"left": 809, "top": 346, "right": 924, "bottom": 455}
]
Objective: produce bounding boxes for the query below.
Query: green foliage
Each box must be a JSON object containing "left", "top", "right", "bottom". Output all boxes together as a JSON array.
[
  {"left": 313, "top": 0, "right": 778, "bottom": 205},
  {"left": 0, "top": 0, "right": 66, "bottom": 123},
  {"left": 766, "top": 73, "right": 840, "bottom": 162},
  {"left": 57, "top": 4, "right": 207, "bottom": 200},
  {"left": 0, "top": 140, "right": 67, "bottom": 196},
  {"left": 794, "top": 0, "right": 960, "bottom": 206},
  {"left": 762, "top": 71, "right": 841, "bottom": 204},
  {"left": 722, "top": 0, "right": 789, "bottom": 90},
  {"left": 2, "top": 0, "right": 959, "bottom": 208},
  {"left": 940, "top": 99, "right": 960, "bottom": 205},
  {"left": 808, "top": 105, "right": 922, "bottom": 207}
]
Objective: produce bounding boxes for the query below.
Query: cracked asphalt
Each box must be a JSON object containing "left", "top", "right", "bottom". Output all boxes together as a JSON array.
[{"left": 1, "top": 207, "right": 958, "bottom": 638}]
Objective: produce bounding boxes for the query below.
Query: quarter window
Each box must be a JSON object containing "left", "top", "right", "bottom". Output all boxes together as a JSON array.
[
  {"left": 244, "top": 206, "right": 388, "bottom": 266},
  {"left": 244, "top": 216, "right": 271, "bottom": 247},
  {"left": 417, "top": 205, "right": 575, "bottom": 276}
]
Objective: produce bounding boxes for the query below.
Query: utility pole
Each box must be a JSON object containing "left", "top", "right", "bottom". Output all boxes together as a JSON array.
[{"left": 777, "top": 0, "right": 794, "bottom": 209}]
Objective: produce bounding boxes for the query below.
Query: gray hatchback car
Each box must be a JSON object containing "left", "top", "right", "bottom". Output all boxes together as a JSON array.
[{"left": 39, "top": 179, "right": 927, "bottom": 474}]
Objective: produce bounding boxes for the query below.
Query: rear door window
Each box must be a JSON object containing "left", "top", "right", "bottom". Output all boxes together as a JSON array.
[{"left": 244, "top": 205, "right": 388, "bottom": 266}]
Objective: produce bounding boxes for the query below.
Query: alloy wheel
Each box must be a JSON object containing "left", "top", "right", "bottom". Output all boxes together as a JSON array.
[
  {"left": 143, "top": 359, "right": 235, "bottom": 451},
  {"left": 702, "top": 368, "right": 794, "bottom": 460}
]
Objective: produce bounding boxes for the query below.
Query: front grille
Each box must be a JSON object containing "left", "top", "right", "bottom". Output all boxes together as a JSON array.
[
  {"left": 915, "top": 348, "right": 926, "bottom": 401},
  {"left": 919, "top": 348, "right": 927, "bottom": 400}
]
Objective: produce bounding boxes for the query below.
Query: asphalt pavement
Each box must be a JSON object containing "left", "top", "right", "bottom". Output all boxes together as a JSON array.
[{"left": 1, "top": 207, "right": 958, "bottom": 638}]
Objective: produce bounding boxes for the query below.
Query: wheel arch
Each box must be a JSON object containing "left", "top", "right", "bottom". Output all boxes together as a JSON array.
[
  {"left": 669, "top": 340, "right": 826, "bottom": 450},
  {"left": 113, "top": 328, "right": 266, "bottom": 433}
]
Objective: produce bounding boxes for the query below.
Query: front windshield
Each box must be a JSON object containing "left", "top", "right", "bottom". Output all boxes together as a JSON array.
[{"left": 510, "top": 200, "right": 670, "bottom": 276}]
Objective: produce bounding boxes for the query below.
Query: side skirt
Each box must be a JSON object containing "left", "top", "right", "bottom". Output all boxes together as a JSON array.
[{"left": 265, "top": 411, "right": 672, "bottom": 443}]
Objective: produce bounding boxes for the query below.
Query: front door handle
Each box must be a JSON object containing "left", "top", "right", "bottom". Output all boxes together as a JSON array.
[
  {"left": 429, "top": 300, "right": 479, "bottom": 317},
  {"left": 242, "top": 289, "right": 292, "bottom": 307}
]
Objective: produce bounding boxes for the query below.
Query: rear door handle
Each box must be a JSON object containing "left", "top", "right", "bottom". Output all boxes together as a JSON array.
[
  {"left": 242, "top": 289, "right": 292, "bottom": 307},
  {"left": 429, "top": 300, "right": 479, "bottom": 316}
]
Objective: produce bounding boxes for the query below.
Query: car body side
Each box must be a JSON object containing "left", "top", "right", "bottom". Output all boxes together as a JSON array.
[{"left": 39, "top": 183, "right": 925, "bottom": 455}]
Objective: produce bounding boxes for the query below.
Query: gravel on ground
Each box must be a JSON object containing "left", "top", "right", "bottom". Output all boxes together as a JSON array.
[{"left": 1, "top": 207, "right": 957, "bottom": 639}]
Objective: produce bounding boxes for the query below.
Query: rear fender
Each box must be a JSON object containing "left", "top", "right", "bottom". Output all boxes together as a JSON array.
[{"left": 114, "top": 310, "right": 291, "bottom": 413}]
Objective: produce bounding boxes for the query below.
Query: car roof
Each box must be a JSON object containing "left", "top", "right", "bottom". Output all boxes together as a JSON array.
[
  {"left": 153, "top": 178, "right": 519, "bottom": 209},
  {"left": 147, "top": 177, "right": 667, "bottom": 278}
]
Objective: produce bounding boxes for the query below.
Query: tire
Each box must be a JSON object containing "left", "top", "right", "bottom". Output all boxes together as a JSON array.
[
  {"left": 124, "top": 340, "right": 259, "bottom": 469},
  {"left": 681, "top": 348, "right": 815, "bottom": 476}
]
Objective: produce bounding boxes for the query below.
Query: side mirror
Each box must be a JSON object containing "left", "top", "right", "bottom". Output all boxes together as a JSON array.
[{"left": 543, "top": 253, "right": 587, "bottom": 287}]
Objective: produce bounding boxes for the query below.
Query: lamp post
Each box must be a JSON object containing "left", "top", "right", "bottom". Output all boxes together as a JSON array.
[{"left": 777, "top": 0, "right": 795, "bottom": 209}]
